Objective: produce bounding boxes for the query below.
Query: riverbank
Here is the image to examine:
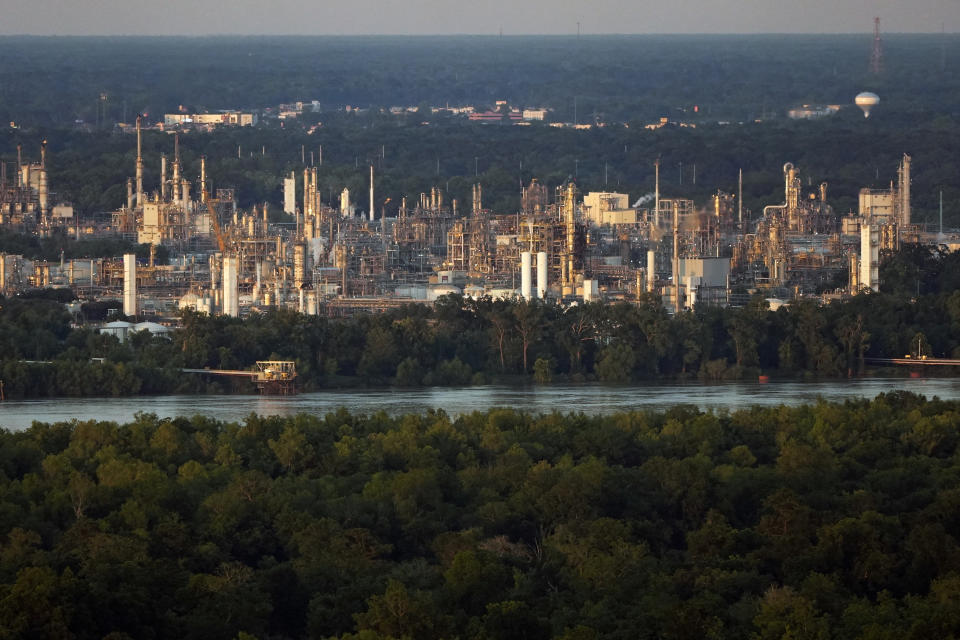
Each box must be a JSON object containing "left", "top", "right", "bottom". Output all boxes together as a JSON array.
[{"left": 1, "top": 377, "right": 957, "bottom": 431}]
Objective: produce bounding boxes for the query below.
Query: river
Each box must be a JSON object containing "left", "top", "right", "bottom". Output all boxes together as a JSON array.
[{"left": 0, "top": 377, "right": 957, "bottom": 431}]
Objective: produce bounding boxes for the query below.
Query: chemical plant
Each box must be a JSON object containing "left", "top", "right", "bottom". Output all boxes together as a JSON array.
[{"left": 0, "top": 120, "right": 938, "bottom": 322}]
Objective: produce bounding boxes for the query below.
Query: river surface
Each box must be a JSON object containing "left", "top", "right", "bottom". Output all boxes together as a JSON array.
[{"left": 1, "top": 378, "right": 958, "bottom": 431}]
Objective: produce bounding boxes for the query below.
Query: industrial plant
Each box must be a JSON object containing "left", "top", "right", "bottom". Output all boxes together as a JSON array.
[{"left": 0, "top": 121, "right": 937, "bottom": 322}]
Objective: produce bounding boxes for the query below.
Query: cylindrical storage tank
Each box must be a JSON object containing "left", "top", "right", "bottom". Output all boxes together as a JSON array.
[
  {"left": 222, "top": 256, "right": 239, "bottom": 317},
  {"left": 427, "top": 284, "right": 462, "bottom": 302},
  {"left": 536, "top": 251, "right": 548, "bottom": 299},
  {"left": 646, "top": 250, "right": 656, "bottom": 292},
  {"left": 520, "top": 251, "right": 532, "bottom": 300},
  {"left": 123, "top": 253, "right": 137, "bottom": 317},
  {"left": 307, "top": 291, "right": 318, "bottom": 315}
]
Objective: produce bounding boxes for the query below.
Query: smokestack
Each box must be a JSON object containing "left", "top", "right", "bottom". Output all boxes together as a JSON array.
[
  {"left": 369, "top": 164, "right": 374, "bottom": 223},
  {"left": 16, "top": 144, "right": 22, "bottom": 187},
  {"left": 135, "top": 116, "right": 143, "bottom": 208}
]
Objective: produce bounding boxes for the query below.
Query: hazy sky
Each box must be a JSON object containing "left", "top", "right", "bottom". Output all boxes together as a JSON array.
[{"left": 2, "top": 0, "right": 957, "bottom": 35}]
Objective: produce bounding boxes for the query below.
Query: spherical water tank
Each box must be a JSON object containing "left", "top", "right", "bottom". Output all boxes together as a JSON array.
[{"left": 854, "top": 92, "right": 880, "bottom": 118}]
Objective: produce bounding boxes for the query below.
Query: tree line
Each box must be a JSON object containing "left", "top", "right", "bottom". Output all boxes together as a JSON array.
[
  {"left": 0, "top": 246, "right": 957, "bottom": 399},
  {"left": 1, "top": 393, "right": 960, "bottom": 638}
]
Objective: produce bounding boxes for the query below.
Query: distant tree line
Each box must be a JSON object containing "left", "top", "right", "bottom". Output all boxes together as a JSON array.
[
  {"left": 5, "top": 110, "right": 960, "bottom": 227},
  {"left": 0, "top": 246, "right": 957, "bottom": 399},
  {"left": 2, "top": 392, "right": 960, "bottom": 638}
]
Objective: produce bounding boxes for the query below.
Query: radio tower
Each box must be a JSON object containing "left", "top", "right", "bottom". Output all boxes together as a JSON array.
[{"left": 870, "top": 16, "right": 883, "bottom": 74}]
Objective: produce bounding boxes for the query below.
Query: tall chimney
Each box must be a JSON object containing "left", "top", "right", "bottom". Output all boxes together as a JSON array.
[{"left": 369, "top": 164, "right": 375, "bottom": 222}]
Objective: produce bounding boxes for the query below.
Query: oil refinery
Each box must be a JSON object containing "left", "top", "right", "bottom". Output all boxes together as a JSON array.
[{"left": 0, "top": 125, "right": 940, "bottom": 322}]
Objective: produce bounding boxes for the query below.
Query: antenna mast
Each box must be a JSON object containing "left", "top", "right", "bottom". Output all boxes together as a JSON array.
[{"left": 870, "top": 16, "right": 883, "bottom": 74}]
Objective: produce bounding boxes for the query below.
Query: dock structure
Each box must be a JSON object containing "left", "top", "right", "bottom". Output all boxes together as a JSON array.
[
  {"left": 181, "top": 360, "right": 297, "bottom": 395},
  {"left": 866, "top": 357, "right": 960, "bottom": 367},
  {"left": 254, "top": 360, "right": 297, "bottom": 395}
]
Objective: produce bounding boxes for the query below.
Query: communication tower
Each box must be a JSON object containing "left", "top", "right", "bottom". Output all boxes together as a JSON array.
[{"left": 870, "top": 17, "right": 883, "bottom": 74}]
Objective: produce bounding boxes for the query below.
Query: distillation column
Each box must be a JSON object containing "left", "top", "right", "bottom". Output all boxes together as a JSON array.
[
  {"left": 673, "top": 202, "right": 681, "bottom": 313},
  {"left": 646, "top": 249, "right": 656, "bottom": 293},
  {"left": 860, "top": 224, "right": 879, "bottom": 292},
  {"left": 135, "top": 116, "right": 144, "bottom": 208},
  {"left": 900, "top": 154, "right": 911, "bottom": 227},
  {"left": 222, "top": 256, "right": 239, "bottom": 317},
  {"left": 38, "top": 141, "right": 48, "bottom": 216},
  {"left": 369, "top": 165, "right": 375, "bottom": 222},
  {"left": 563, "top": 183, "right": 577, "bottom": 296},
  {"left": 123, "top": 253, "right": 137, "bottom": 318},
  {"left": 161, "top": 154, "right": 168, "bottom": 201}
]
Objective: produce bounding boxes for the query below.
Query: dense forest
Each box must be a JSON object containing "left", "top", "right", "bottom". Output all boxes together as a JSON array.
[
  {"left": 1, "top": 35, "right": 957, "bottom": 126},
  {"left": 0, "top": 245, "right": 957, "bottom": 399},
  {"left": 2, "top": 393, "right": 960, "bottom": 638},
  {"left": 2, "top": 35, "right": 960, "bottom": 224}
]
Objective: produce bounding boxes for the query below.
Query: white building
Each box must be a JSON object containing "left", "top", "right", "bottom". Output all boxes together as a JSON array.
[{"left": 582, "top": 192, "right": 637, "bottom": 226}]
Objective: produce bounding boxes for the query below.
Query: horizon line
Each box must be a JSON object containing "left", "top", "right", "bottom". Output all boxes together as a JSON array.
[{"left": 0, "top": 31, "right": 957, "bottom": 37}]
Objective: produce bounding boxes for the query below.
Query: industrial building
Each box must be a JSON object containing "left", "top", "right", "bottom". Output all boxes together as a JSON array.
[
  {"left": 163, "top": 112, "right": 257, "bottom": 128},
  {"left": 0, "top": 128, "right": 935, "bottom": 323},
  {"left": 0, "top": 141, "right": 73, "bottom": 231}
]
